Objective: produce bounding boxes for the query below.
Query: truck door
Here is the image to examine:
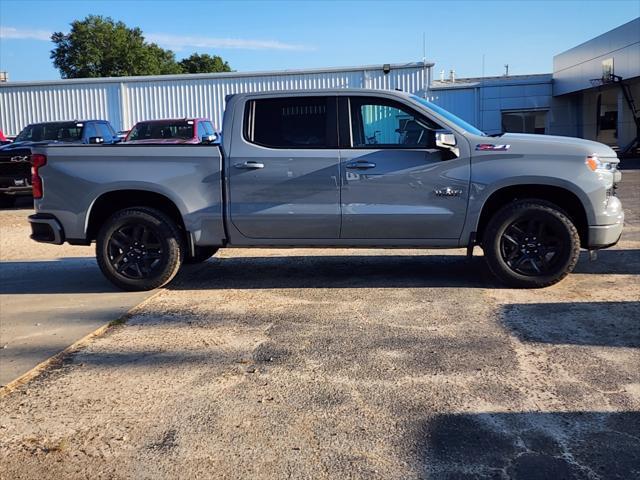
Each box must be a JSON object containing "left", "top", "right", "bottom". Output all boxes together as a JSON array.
[
  {"left": 228, "top": 95, "right": 341, "bottom": 239},
  {"left": 339, "top": 96, "right": 470, "bottom": 239}
]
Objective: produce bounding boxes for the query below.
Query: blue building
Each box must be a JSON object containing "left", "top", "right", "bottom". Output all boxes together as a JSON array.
[{"left": 425, "top": 18, "right": 639, "bottom": 153}]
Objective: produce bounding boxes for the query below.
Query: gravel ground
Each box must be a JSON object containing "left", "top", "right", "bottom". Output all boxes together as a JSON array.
[{"left": 0, "top": 175, "right": 638, "bottom": 479}]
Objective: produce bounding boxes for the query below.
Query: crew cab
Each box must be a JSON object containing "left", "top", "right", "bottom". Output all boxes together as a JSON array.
[
  {"left": 0, "top": 120, "right": 119, "bottom": 206},
  {"left": 28, "top": 89, "right": 624, "bottom": 290}
]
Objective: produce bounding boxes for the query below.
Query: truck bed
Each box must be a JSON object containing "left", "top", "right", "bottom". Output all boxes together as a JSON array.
[{"left": 33, "top": 144, "right": 225, "bottom": 246}]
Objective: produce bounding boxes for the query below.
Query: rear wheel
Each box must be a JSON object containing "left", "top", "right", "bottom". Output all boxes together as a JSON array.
[
  {"left": 184, "top": 246, "right": 218, "bottom": 264},
  {"left": 483, "top": 200, "right": 580, "bottom": 288},
  {"left": 96, "top": 207, "right": 184, "bottom": 291}
]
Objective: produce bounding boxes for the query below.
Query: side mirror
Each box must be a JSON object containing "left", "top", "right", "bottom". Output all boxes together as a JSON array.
[
  {"left": 201, "top": 134, "right": 218, "bottom": 144},
  {"left": 88, "top": 136, "right": 104, "bottom": 144},
  {"left": 435, "top": 130, "right": 456, "bottom": 148}
]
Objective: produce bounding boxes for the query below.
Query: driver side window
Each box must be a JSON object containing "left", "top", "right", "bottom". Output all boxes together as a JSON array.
[{"left": 350, "top": 97, "right": 440, "bottom": 148}]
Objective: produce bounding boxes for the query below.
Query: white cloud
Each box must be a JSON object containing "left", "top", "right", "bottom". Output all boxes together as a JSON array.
[
  {"left": 0, "top": 26, "right": 313, "bottom": 52},
  {"left": 146, "top": 33, "right": 313, "bottom": 51},
  {"left": 0, "top": 26, "right": 51, "bottom": 41}
]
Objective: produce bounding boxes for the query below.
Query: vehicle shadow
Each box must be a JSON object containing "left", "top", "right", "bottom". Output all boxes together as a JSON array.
[
  {"left": 413, "top": 411, "right": 640, "bottom": 478},
  {"left": 501, "top": 301, "right": 640, "bottom": 348},
  {"left": 170, "top": 254, "right": 497, "bottom": 290},
  {"left": 0, "top": 257, "right": 121, "bottom": 294},
  {"left": 573, "top": 249, "right": 640, "bottom": 275}
]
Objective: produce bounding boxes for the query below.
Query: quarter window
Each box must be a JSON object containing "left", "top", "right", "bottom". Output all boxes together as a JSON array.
[
  {"left": 245, "top": 96, "right": 336, "bottom": 148},
  {"left": 349, "top": 97, "right": 440, "bottom": 148}
]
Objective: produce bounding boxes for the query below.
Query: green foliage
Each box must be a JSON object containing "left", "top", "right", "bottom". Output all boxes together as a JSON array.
[
  {"left": 51, "top": 16, "right": 230, "bottom": 78},
  {"left": 179, "top": 53, "right": 232, "bottom": 74}
]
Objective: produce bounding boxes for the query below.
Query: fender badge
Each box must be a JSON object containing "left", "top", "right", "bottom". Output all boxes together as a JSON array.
[{"left": 476, "top": 144, "right": 510, "bottom": 151}]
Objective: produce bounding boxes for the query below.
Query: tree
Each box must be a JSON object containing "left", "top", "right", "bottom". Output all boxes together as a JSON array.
[
  {"left": 179, "top": 53, "right": 231, "bottom": 74},
  {"left": 50, "top": 16, "right": 229, "bottom": 78}
]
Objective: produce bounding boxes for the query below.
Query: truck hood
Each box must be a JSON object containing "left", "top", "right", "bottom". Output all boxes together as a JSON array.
[{"left": 498, "top": 133, "right": 618, "bottom": 159}]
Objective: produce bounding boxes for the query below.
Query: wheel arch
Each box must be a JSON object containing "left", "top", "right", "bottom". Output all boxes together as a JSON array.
[
  {"left": 86, "top": 189, "right": 186, "bottom": 242},
  {"left": 475, "top": 184, "right": 590, "bottom": 248}
]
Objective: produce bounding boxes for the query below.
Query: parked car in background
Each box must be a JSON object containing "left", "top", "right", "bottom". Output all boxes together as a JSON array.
[
  {"left": 29, "top": 89, "right": 623, "bottom": 290},
  {"left": 117, "top": 130, "right": 129, "bottom": 142},
  {"left": 124, "top": 118, "right": 218, "bottom": 144},
  {"left": 0, "top": 130, "right": 11, "bottom": 146},
  {"left": 0, "top": 120, "right": 120, "bottom": 207}
]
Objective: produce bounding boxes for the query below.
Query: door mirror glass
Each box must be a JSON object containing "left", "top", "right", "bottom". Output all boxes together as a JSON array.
[
  {"left": 88, "top": 136, "right": 104, "bottom": 144},
  {"left": 201, "top": 133, "right": 218, "bottom": 144},
  {"left": 435, "top": 130, "right": 456, "bottom": 148}
]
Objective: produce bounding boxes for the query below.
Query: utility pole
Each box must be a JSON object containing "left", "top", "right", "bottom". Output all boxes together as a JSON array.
[{"left": 504, "top": 64, "right": 509, "bottom": 76}]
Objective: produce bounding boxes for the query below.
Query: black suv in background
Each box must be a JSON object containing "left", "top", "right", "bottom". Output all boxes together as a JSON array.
[{"left": 0, "top": 120, "right": 120, "bottom": 207}]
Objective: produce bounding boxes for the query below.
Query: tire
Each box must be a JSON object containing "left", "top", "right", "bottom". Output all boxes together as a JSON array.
[
  {"left": 0, "top": 194, "right": 16, "bottom": 208},
  {"left": 96, "top": 207, "right": 184, "bottom": 291},
  {"left": 184, "top": 246, "right": 218, "bottom": 264},
  {"left": 482, "top": 200, "right": 580, "bottom": 288}
]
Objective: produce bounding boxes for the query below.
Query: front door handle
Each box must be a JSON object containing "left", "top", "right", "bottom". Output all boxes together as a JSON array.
[
  {"left": 346, "top": 161, "right": 376, "bottom": 169},
  {"left": 235, "top": 161, "right": 264, "bottom": 169}
]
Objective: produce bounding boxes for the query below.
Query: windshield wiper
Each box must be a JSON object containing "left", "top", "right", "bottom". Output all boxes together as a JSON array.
[{"left": 488, "top": 132, "right": 505, "bottom": 137}]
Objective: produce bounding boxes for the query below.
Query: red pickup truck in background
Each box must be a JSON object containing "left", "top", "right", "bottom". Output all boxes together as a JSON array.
[{"left": 124, "top": 118, "right": 218, "bottom": 144}]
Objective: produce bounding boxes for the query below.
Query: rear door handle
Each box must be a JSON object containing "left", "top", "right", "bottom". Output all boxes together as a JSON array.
[
  {"left": 234, "top": 161, "right": 264, "bottom": 169},
  {"left": 346, "top": 161, "right": 376, "bottom": 169}
]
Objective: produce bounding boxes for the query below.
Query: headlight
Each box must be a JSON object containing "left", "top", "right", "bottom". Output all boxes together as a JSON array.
[{"left": 585, "top": 155, "right": 615, "bottom": 172}]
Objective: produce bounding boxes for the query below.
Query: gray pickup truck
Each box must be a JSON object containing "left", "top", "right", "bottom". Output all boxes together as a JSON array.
[{"left": 29, "top": 89, "right": 624, "bottom": 290}]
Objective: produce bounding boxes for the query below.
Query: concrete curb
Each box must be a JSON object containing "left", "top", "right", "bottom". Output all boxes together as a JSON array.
[{"left": 0, "top": 289, "right": 163, "bottom": 399}]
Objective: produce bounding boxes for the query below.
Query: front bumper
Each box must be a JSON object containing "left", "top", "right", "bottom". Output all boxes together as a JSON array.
[
  {"left": 588, "top": 210, "right": 624, "bottom": 249},
  {"left": 28, "top": 214, "right": 65, "bottom": 245}
]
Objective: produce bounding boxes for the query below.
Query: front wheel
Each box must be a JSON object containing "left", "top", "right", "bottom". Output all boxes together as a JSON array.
[
  {"left": 482, "top": 200, "right": 581, "bottom": 288},
  {"left": 96, "top": 207, "right": 184, "bottom": 291}
]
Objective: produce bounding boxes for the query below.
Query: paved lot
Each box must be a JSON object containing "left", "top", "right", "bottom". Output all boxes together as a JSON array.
[
  {"left": 0, "top": 173, "right": 639, "bottom": 479},
  {"left": 0, "top": 198, "right": 152, "bottom": 386}
]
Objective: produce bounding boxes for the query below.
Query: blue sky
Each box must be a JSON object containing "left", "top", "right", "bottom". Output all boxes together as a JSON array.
[{"left": 0, "top": 0, "right": 638, "bottom": 81}]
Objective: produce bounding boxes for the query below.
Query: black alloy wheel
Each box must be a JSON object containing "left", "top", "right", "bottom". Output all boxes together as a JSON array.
[
  {"left": 499, "top": 215, "right": 564, "bottom": 276},
  {"left": 483, "top": 200, "right": 581, "bottom": 288},
  {"left": 96, "top": 207, "right": 184, "bottom": 291},
  {"left": 107, "top": 223, "right": 164, "bottom": 279}
]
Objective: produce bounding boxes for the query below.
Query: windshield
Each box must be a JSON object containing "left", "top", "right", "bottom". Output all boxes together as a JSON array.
[
  {"left": 15, "top": 122, "right": 83, "bottom": 142},
  {"left": 127, "top": 121, "right": 194, "bottom": 141},
  {"left": 410, "top": 95, "right": 486, "bottom": 136}
]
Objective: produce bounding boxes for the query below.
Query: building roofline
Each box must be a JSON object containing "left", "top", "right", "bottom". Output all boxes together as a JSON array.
[
  {"left": 553, "top": 17, "right": 640, "bottom": 61},
  {"left": 0, "top": 61, "right": 434, "bottom": 88},
  {"left": 429, "top": 73, "right": 552, "bottom": 89}
]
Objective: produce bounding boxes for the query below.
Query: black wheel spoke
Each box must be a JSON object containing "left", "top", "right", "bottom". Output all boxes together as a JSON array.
[
  {"left": 529, "top": 258, "right": 542, "bottom": 274},
  {"left": 107, "top": 222, "right": 165, "bottom": 280},
  {"left": 502, "top": 233, "right": 520, "bottom": 247},
  {"left": 116, "top": 260, "right": 131, "bottom": 274},
  {"left": 110, "top": 231, "right": 130, "bottom": 250},
  {"left": 500, "top": 214, "right": 566, "bottom": 277}
]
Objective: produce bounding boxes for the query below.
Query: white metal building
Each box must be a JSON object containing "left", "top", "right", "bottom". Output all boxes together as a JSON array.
[{"left": 0, "top": 62, "right": 432, "bottom": 136}]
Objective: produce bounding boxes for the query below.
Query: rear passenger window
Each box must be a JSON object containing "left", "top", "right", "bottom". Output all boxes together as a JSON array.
[{"left": 245, "top": 97, "right": 336, "bottom": 148}]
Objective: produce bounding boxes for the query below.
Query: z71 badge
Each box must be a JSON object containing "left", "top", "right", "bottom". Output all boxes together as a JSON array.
[{"left": 475, "top": 144, "right": 510, "bottom": 151}]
